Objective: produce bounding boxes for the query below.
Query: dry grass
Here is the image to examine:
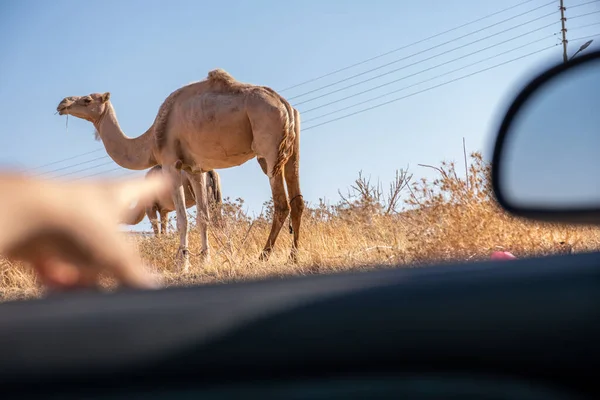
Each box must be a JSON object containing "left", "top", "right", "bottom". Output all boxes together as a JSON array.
[{"left": 2, "top": 152, "right": 600, "bottom": 301}]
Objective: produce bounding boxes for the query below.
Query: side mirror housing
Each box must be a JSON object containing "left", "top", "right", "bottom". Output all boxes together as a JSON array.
[{"left": 492, "top": 49, "right": 600, "bottom": 225}]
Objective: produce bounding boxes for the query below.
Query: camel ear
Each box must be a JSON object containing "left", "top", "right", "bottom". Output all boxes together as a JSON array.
[{"left": 101, "top": 92, "right": 111, "bottom": 103}]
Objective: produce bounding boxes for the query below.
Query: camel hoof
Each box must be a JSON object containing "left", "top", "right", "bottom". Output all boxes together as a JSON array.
[
  {"left": 288, "top": 249, "right": 299, "bottom": 264},
  {"left": 177, "top": 247, "right": 190, "bottom": 273},
  {"left": 258, "top": 250, "right": 271, "bottom": 262},
  {"left": 178, "top": 259, "right": 190, "bottom": 274},
  {"left": 199, "top": 249, "right": 211, "bottom": 264}
]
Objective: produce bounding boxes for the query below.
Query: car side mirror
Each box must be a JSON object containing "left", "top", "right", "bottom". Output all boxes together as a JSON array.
[{"left": 492, "top": 49, "right": 600, "bottom": 225}]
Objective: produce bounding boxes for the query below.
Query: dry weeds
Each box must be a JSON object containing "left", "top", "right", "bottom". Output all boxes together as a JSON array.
[{"left": 2, "top": 152, "right": 600, "bottom": 301}]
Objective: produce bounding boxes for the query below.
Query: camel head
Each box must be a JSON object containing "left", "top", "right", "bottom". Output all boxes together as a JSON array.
[{"left": 56, "top": 92, "right": 111, "bottom": 123}]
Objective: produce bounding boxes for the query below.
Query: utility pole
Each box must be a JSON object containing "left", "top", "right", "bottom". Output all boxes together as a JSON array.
[{"left": 560, "top": 0, "right": 568, "bottom": 63}]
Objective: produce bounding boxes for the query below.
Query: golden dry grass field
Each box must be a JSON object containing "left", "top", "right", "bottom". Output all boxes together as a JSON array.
[{"left": 2, "top": 152, "right": 600, "bottom": 301}]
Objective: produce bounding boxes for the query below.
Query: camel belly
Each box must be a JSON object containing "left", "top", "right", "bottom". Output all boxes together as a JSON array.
[{"left": 172, "top": 95, "right": 256, "bottom": 171}]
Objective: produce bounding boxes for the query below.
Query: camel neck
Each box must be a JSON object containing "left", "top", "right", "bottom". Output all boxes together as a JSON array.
[{"left": 93, "top": 103, "right": 157, "bottom": 170}]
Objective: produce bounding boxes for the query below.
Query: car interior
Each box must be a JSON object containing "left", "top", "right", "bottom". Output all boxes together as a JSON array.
[{"left": 0, "top": 43, "right": 599, "bottom": 400}]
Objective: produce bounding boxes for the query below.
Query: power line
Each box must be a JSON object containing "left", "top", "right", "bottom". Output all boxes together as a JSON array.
[
  {"left": 302, "top": 44, "right": 557, "bottom": 132},
  {"left": 302, "top": 35, "right": 556, "bottom": 122},
  {"left": 568, "top": 21, "right": 600, "bottom": 31},
  {"left": 28, "top": 0, "right": 553, "bottom": 172},
  {"left": 570, "top": 31, "right": 600, "bottom": 41},
  {"left": 569, "top": 0, "right": 600, "bottom": 10},
  {"left": 53, "top": 160, "right": 116, "bottom": 179},
  {"left": 277, "top": 0, "right": 540, "bottom": 92},
  {"left": 295, "top": 18, "right": 558, "bottom": 108},
  {"left": 71, "top": 167, "right": 120, "bottom": 181},
  {"left": 288, "top": 1, "right": 557, "bottom": 101},
  {"left": 30, "top": 148, "right": 105, "bottom": 170},
  {"left": 570, "top": 10, "right": 600, "bottom": 20},
  {"left": 33, "top": 6, "right": 599, "bottom": 174},
  {"left": 73, "top": 167, "right": 139, "bottom": 181},
  {"left": 34, "top": 155, "right": 109, "bottom": 176},
  {"left": 302, "top": 32, "right": 600, "bottom": 130}
]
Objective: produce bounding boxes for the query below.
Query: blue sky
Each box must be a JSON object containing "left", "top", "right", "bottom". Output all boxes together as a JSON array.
[{"left": 1, "top": 0, "right": 599, "bottom": 231}]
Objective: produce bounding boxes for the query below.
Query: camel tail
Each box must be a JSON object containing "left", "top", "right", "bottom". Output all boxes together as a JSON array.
[
  {"left": 207, "top": 170, "right": 223, "bottom": 204},
  {"left": 266, "top": 88, "right": 296, "bottom": 178}
]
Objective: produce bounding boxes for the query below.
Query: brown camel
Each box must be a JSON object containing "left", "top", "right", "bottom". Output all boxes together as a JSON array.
[
  {"left": 123, "top": 167, "right": 223, "bottom": 236},
  {"left": 56, "top": 69, "right": 303, "bottom": 272}
]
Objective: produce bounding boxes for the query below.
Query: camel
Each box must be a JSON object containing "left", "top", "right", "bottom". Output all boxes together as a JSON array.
[
  {"left": 123, "top": 166, "right": 223, "bottom": 236},
  {"left": 56, "top": 68, "right": 303, "bottom": 272}
]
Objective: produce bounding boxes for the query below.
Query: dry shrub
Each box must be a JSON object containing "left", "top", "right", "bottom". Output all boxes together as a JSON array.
[
  {"left": 403, "top": 152, "right": 600, "bottom": 263},
  {"left": 2, "top": 152, "right": 600, "bottom": 301}
]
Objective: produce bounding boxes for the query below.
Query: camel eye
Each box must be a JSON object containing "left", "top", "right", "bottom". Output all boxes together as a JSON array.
[{"left": 82, "top": 98, "right": 92, "bottom": 104}]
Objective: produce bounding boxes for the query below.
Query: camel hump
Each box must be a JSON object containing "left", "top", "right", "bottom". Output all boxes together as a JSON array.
[{"left": 207, "top": 68, "right": 238, "bottom": 86}]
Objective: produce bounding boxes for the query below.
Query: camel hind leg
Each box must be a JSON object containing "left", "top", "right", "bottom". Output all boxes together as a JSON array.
[
  {"left": 258, "top": 165, "right": 290, "bottom": 261},
  {"left": 207, "top": 170, "right": 224, "bottom": 228},
  {"left": 284, "top": 108, "right": 304, "bottom": 262},
  {"left": 248, "top": 98, "right": 294, "bottom": 261}
]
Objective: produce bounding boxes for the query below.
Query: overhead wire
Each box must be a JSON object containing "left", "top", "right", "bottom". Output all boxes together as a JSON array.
[
  {"left": 278, "top": 0, "right": 540, "bottom": 92},
  {"left": 568, "top": 21, "right": 600, "bottom": 31},
  {"left": 29, "top": 148, "right": 105, "bottom": 171},
  {"left": 301, "top": 45, "right": 557, "bottom": 131},
  {"left": 29, "top": 2, "right": 600, "bottom": 176},
  {"left": 29, "top": 0, "right": 551, "bottom": 173},
  {"left": 301, "top": 31, "right": 600, "bottom": 132},
  {"left": 569, "top": 10, "right": 600, "bottom": 20},
  {"left": 73, "top": 167, "right": 140, "bottom": 181},
  {"left": 568, "top": 0, "right": 600, "bottom": 9},
  {"left": 287, "top": 1, "right": 558, "bottom": 101},
  {"left": 53, "top": 160, "right": 116, "bottom": 179},
  {"left": 294, "top": 17, "right": 559, "bottom": 107},
  {"left": 34, "top": 155, "right": 109, "bottom": 176},
  {"left": 302, "top": 35, "right": 557, "bottom": 123}
]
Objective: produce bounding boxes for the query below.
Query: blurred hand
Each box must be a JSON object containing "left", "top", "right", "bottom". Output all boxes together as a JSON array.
[{"left": 0, "top": 172, "right": 171, "bottom": 291}]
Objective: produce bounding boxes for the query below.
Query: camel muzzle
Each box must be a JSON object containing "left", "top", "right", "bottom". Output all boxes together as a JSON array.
[
  {"left": 56, "top": 104, "right": 70, "bottom": 115},
  {"left": 56, "top": 98, "right": 75, "bottom": 115}
]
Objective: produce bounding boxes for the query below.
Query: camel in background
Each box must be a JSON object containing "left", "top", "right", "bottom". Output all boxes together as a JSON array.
[
  {"left": 57, "top": 68, "right": 303, "bottom": 272},
  {"left": 123, "top": 167, "right": 222, "bottom": 236}
]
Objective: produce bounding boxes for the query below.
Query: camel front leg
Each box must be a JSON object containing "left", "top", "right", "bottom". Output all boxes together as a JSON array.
[
  {"left": 160, "top": 210, "right": 169, "bottom": 235},
  {"left": 146, "top": 207, "right": 160, "bottom": 236},
  {"left": 165, "top": 165, "right": 190, "bottom": 272},
  {"left": 187, "top": 171, "right": 210, "bottom": 262}
]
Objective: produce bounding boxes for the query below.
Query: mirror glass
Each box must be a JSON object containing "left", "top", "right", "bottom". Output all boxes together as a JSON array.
[{"left": 496, "top": 57, "right": 600, "bottom": 210}]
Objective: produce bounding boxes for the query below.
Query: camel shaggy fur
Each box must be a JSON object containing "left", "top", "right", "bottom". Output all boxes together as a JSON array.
[{"left": 57, "top": 68, "right": 303, "bottom": 272}]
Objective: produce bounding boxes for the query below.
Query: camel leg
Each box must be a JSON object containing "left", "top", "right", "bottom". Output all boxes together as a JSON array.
[
  {"left": 283, "top": 107, "right": 303, "bottom": 261},
  {"left": 146, "top": 207, "right": 160, "bottom": 236},
  {"left": 209, "top": 170, "right": 224, "bottom": 228},
  {"left": 165, "top": 165, "right": 190, "bottom": 272},
  {"left": 188, "top": 171, "right": 210, "bottom": 261},
  {"left": 160, "top": 210, "right": 169, "bottom": 235},
  {"left": 259, "top": 167, "right": 290, "bottom": 261},
  {"left": 284, "top": 165, "right": 304, "bottom": 263}
]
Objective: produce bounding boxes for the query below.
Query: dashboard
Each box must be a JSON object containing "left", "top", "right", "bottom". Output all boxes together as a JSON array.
[{"left": 47, "top": 375, "right": 585, "bottom": 399}]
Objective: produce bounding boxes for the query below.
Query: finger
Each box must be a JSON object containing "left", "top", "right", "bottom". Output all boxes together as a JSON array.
[
  {"left": 32, "top": 256, "right": 82, "bottom": 289},
  {"left": 89, "top": 231, "right": 162, "bottom": 290},
  {"left": 113, "top": 174, "right": 172, "bottom": 211}
]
